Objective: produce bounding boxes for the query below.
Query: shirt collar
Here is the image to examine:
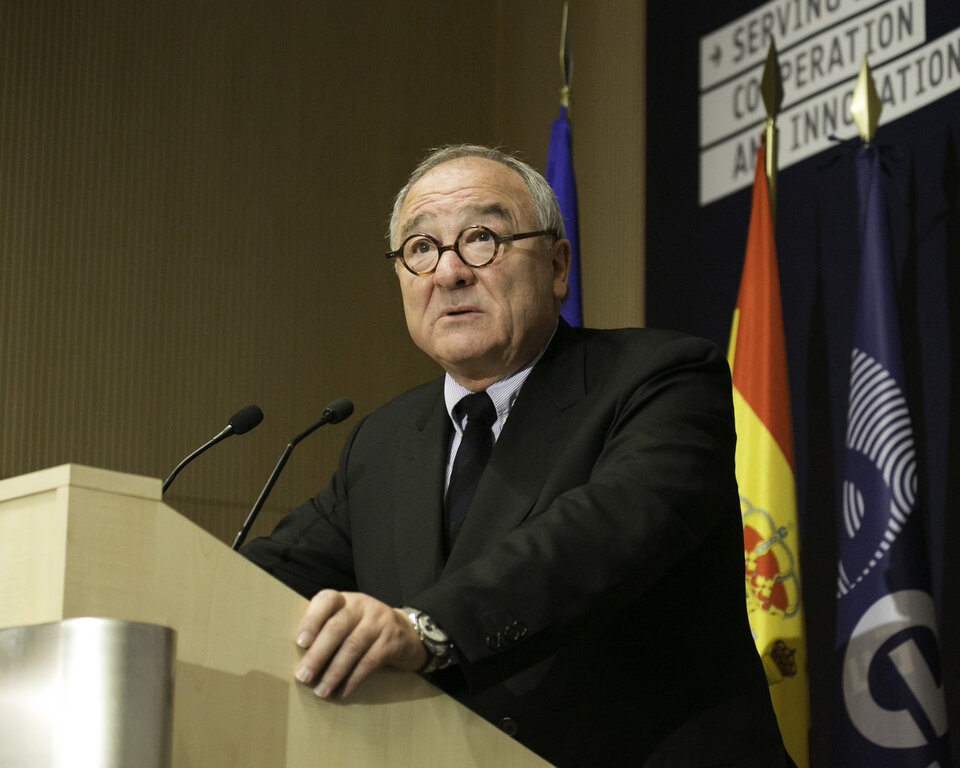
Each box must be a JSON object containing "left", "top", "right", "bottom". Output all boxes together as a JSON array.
[{"left": 443, "top": 323, "right": 558, "bottom": 433}]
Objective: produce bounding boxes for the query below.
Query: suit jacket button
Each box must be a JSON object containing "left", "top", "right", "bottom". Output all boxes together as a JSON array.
[
  {"left": 485, "top": 634, "right": 501, "bottom": 650},
  {"left": 498, "top": 717, "right": 519, "bottom": 737},
  {"left": 505, "top": 621, "right": 526, "bottom": 642}
]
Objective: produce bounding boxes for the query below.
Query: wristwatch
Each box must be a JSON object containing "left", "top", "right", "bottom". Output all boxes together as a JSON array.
[{"left": 402, "top": 606, "right": 456, "bottom": 673}]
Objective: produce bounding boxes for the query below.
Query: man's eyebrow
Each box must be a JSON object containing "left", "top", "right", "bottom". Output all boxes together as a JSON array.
[
  {"left": 465, "top": 203, "right": 514, "bottom": 224},
  {"left": 400, "top": 203, "right": 517, "bottom": 240},
  {"left": 400, "top": 213, "right": 433, "bottom": 239}
]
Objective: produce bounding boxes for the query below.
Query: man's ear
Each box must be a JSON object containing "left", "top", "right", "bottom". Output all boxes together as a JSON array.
[{"left": 551, "top": 238, "right": 572, "bottom": 300}]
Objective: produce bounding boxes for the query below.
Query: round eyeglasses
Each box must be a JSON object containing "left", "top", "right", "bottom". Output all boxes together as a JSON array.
[{"left": 385, "top": 225, "right": 558, "bottom": 276}]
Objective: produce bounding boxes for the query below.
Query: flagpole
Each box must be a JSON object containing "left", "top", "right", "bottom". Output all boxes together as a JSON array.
[
  {"left": 761, "top": 40, "right": 783, "bottom": 224},
  {"left": 558, "top": 1, "right": 571, "bottom": 111}
]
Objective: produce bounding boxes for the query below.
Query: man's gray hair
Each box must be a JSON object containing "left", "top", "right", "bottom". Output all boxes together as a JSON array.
[{"left": 388, "top": 144, "right": 565, "bottom": 248}]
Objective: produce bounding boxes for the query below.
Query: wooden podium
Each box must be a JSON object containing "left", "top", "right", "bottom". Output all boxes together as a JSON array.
[{"left": 0, "top": 464, "right": 551, "bottom": 767}]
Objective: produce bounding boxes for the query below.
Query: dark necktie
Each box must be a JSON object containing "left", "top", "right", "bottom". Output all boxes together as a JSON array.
[{"left": 444, "top": 391, "right": 497, "bottom": 554}]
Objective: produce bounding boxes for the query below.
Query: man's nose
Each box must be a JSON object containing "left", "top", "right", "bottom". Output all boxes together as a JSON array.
[{"left": 433, "top": 245, "right": 475, "bottom": 286}]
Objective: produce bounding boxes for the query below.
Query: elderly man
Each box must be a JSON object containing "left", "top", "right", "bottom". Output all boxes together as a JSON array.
[{"left": 243, "top": 144, "right": 790, "bottom": 766}]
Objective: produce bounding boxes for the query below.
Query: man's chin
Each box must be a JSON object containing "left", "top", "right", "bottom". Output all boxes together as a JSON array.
[
  {"left": 430, "top": 340, "right": 502, "bottom": 376},
  {"left": 436, "top": 345, "right": 492, "bottom": 367}
]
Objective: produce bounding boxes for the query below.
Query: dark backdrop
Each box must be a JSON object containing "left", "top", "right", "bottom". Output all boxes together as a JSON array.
[{"left": 646, "top": 3, "right": 960, "bottom": 765}]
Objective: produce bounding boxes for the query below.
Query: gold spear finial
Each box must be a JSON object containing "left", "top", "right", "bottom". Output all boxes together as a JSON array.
[
  {"left": 760, "top": 39, "right": 783, "bottom": 222},
  {"left": 850, "top": 55, "right": 881, "bottom": 142},
  {"left": 760, "top": 39, "right": 784, "bottom": 119},
  {"left": 559, "top": 2, "right": 572, "bottom": 109}
]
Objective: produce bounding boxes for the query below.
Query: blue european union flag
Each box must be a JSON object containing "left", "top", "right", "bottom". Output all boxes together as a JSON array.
[
  {"left": 546, "top": 105, "right": 582, "bottom": 327},
  {"left": 835, "top": 144, "right": 951, "bottom": 766}
]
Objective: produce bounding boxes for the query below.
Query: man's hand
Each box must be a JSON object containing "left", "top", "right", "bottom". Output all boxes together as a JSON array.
[{"left": 293, "top": 589, "right": 428, "bottom": 699}]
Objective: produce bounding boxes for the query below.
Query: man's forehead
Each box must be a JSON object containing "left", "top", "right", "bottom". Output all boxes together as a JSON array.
[{"left": 399, "top": 157, "right": 530, "bottom": 232}]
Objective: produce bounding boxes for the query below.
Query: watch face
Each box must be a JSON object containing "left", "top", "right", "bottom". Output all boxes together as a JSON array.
[
  {"left": 416, "top": 614, "right": 451, "bottom": 655},
  {"left": 418, "top": 614, "right": 445, "bottom": 641}
]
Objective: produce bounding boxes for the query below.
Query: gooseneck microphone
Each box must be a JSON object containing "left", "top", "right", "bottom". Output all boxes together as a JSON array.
[
  {"left": 161, "top": 405, "right": 264, "bottom": 495},
  {"left": 231, "top": 397, "right": 354, "bottom": 550}
]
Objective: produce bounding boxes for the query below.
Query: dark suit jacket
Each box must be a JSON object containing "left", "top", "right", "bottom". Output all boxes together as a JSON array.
[{"left": 243, "top": 322, "right": 790, "bottom": 767}]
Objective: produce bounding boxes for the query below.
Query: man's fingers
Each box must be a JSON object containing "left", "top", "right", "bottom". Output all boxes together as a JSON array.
[
  {"left": 294, "top": 590, "right": 382, "bottom": 692},
  {"left": 294, "top": 590, "right": 351, "bottom": 685},
  {"left": 295, "top": 618, "right": 354, "bottom": 686},
  {"left": 314, "top": 632, "right": 384, "bottom": 699},
  {"left": 296, "top": 589, "right": 346, "bottom": 649}
]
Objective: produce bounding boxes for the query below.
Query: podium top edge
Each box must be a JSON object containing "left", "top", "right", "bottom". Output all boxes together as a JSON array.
[{"left": 0, "top": 464, "right": 162, "bottom": 503}]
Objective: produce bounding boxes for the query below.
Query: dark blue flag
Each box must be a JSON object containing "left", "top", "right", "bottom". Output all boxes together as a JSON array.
[
  {"left": 546, "top": 105, "right": 582, "bottom": 327},
  {"left": 835, "top": 144, "right": 950, "bottom": 766}
]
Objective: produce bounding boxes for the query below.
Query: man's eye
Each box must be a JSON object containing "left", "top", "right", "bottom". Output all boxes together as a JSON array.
[
  {"left": 408, "top": 238, "right": 434, "bottom": 254},
  {"left": 465, "top": 227, "right": 495, "bottom": 244}
]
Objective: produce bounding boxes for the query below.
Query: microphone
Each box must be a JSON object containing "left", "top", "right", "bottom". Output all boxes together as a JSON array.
[
  {"left": 161, "top": 405, "right": 264, "bottom": 495},
  {"left": 231, "top": 397, "right": 354, "bottom": 550}
]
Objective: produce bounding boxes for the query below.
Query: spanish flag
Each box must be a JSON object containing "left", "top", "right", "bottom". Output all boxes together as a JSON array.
[{"left": 727, "top": 141, "right": 809, "bottom": 767}]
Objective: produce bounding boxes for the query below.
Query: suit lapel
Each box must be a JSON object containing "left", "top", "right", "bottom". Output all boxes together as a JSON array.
[
  {"left": 445, "top": 323, "right": 588, "bottom": 571},
  {"left": 393, "top": 384, "right": 450, "bottom": 598}
]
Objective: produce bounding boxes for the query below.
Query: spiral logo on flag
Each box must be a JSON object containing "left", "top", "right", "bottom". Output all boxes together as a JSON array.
[{"left": 836, "top": 348, "right": 918, "bottom": 597}]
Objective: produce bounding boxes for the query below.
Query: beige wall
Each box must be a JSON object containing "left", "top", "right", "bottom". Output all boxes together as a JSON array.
[{"left": 0, "top": 0, "right": 645, "bottom": 543}]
